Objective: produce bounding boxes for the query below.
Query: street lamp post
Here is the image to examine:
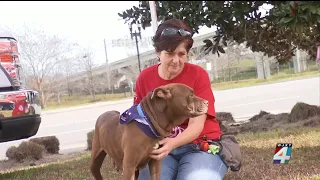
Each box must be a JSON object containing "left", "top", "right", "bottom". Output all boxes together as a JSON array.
[
  {"left": 317, "top": 45, "right": 320, "bottom": 61},
  {"left": 129, "top": 22, "right": 142, "bottom": 72}
]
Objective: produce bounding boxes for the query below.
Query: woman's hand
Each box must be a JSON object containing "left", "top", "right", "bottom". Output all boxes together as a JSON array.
[{"left": 150, "top": 138, "right": 175, "bottom": 160}]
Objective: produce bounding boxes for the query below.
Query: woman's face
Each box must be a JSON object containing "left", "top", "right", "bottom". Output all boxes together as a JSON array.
[{"left": 157, "top": 42, "right": 188, "bottom": 75}]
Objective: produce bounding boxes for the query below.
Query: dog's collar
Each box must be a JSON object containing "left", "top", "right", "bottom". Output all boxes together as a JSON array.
[
  {"left": 136, "top": 104, "right": 161, "bottom": 138},
  {"left": 119, "top": 103, "right": 161, "bottom": 138},
  {"left": 136, "top": 104, "right": 145, "bottom": 118}
]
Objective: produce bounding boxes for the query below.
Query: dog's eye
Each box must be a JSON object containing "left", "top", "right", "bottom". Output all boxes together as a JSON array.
[{"left": 189, "top": 93, "right": 194, "bottom": 98}]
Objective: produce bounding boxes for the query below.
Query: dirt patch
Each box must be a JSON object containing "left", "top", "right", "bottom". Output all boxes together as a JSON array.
[
  {"left": 248, "top": 110, "right": 270, "bottom": 122},
  {"left": 216, "top": 112, "right": 235, "bottom": 133},
  {"left": 289, "top": 102, "right": 320, "bottom": 123},
  {"left": 302, "top": 115, "right": 320, "bottom": 127},
  {"left": 216, "top": 112, "right": 235, "bottom": 123},
  {"left": 226, "top": 113, "right": 290, "bottom": 134},
  {"left": 223, "top": 102, "right": 320, "bottom": 135}
]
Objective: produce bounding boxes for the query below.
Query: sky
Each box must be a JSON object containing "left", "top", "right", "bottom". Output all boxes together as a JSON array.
[
  {"left": 0, "top": 1, "right": 215, "bottom": 66},
  {"left": 0, "top": 1, "right": 272, "bottom": 66}
]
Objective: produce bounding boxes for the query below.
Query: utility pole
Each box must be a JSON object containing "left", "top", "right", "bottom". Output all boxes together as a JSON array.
[
  {"left": 262, "top": 56, "right": 266, "bottom": 80},
  {"left": 104, "top": 39, "right": 111, "bottom": 92},
  {"left": 129, "top": 23, "right": 142, "bottom": 72},
  {"left": 149, "top": 1, "right": 158, "bottom": 34},
  {"left": 134, "top": 31, "right": 141, "bottom": 72}
]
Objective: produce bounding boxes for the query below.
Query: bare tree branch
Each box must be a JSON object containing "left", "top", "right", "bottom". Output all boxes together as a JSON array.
[
  {"left": 11, "top": 24, "right": 77, "bottom": 108},
  {"left": 77, "top": 46, "right": 98, "bottom": 101}
]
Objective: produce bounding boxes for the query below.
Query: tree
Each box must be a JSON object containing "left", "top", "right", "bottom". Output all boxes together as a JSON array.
[
  {"left": 14, "top": 25, "right": 76, "bottom": 108},
  {"left": 118, "top": 1, "right": 320, "bottom": 64},
  {"left": 51, "top": 56, "right": 80, "bottom": 104},
  {"left": 77, "top": 47, "right": 98, "bottom": 101}
]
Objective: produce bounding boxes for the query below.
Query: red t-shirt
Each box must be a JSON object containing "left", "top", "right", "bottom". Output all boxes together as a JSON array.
[{"left": 133, "top": 62, "right": 222, "bottom": 141}]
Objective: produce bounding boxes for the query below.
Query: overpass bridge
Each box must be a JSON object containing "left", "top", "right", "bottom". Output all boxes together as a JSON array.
[
  {"left": 55, "top": 32, "right": 216, "bottom": 94},
  {"left": 52, "top": 31, "right": 310, "bottom": 95}
]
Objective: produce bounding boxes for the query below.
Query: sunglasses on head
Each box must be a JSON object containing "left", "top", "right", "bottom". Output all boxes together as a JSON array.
[{"left": 161, "top": 28, "right": 193, "bottom": 37}]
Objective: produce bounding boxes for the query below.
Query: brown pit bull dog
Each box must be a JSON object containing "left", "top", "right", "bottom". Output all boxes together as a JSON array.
[{"left": 90, "top": 83, "right": 209, "bottom": 180}]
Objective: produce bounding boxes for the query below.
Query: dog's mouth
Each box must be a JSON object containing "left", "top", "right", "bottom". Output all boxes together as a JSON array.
[
  {"left": 189, "top": 106, "right": 208, "bottom": 117},
  {"left": 197, "top": 106, "right": 208, "bottom": 113}
]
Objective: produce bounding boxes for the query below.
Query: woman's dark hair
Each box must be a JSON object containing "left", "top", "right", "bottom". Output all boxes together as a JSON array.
[{"left": 152, "top": 18, "right": 194, "bottom": 53}]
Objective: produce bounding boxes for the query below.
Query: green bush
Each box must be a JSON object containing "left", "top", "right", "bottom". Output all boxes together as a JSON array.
[
  {"left": 6, "top": 146, "right": 18, "bottom": 160},
  {"left": 30, "top": 136, "right": 60, "bottom": 154},
  {"left": 87, "top": 130, "right": 95, "bottom": 150},
  {"left": 6, "top": 141, "right": 45, "bottom": 162}
]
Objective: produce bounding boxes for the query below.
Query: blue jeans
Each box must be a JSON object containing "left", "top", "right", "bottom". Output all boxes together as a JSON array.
[{"left": 138, "top": 143, "right": 228, "bottom": 180}]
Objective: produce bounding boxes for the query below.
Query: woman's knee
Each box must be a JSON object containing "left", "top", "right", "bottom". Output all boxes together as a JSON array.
[
  {"left": 182, "top": 168, "right": 225, "bottom": 180},
  {"left": 177, "top": 152, "right": 228, "bottom": 180}
]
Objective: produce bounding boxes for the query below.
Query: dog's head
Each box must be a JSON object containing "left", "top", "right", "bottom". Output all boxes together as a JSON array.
[{"left": 150, "top": 83, "right": 208, "bottom": 123}]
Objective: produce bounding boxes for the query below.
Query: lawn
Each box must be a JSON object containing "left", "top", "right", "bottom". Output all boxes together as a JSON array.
[
  {"left": 45, "top": 93, "right": 130, "bottom": 111},
  {"left": 1, "top": 127, "right": 319, "bottom": 180},
  {"left": 211, "top": 70, "right": 319, "bottom": 91}
]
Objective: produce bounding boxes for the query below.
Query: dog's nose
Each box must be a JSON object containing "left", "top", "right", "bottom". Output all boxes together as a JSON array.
[{"left": 203, "top": 100, "right": 209, "bottom": 106}]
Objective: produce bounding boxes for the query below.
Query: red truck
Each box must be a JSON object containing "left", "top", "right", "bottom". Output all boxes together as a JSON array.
[{"left": 0, "top": 29, "right": 41, "bottom": 143}]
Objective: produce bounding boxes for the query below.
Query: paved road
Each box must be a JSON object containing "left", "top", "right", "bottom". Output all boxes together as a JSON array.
[{"left": 0, "top": 77, "right": 319, "bottom": 160}]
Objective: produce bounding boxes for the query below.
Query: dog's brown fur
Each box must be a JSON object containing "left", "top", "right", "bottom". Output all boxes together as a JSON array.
[{"left": 90, "top": 83, "right": 209, "bottom": 180}]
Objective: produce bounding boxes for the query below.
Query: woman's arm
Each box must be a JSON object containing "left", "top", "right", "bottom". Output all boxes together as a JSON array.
[
  {"left": 170, "top": 67, "right": 214, "bottom": 148},
  {"left": 150, "top": 114, "right": 206, "bottom": 160},
  {"left": 150, "top": 67, "right": 215, "bottom": 160},
  {"left": 170, "top": 114, "right": 207, "bottom": 148}
]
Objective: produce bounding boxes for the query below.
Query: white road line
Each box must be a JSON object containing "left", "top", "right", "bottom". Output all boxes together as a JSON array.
[{"left": 219, "top": 96, "right": 299, "bottom": 110}]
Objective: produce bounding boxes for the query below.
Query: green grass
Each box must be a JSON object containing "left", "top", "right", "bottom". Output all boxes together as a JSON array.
[
  {"left": 212, "top": 70, "right": 319, "bottom": 91},
  {"left": 1, "top": 126, "right": 319, "bottom": 180},
  {"left": 44, "top": 93, "right": 131, "bottom": 111}
]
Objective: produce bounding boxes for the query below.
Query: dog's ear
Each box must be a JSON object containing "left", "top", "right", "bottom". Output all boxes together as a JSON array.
[
  {"left": 151, "top": 87, "right": 171, "bottom": 99},
  {"left": 151, "top": 87, "right": 170, "bottom": 112}
]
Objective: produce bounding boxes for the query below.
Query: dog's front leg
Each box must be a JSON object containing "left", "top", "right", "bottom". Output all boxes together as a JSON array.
[
  {"left": 122, "top": 167, "right": 136, "bottom": 180},
  {"left": 122, "top": 166, "right": 136, "bottom": 180},
  {"left": 122, "top": 155, "right": 137, "bottom": 180},
  {"left": 149, "top": 159, "right": 161, "bottom": 180}
]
